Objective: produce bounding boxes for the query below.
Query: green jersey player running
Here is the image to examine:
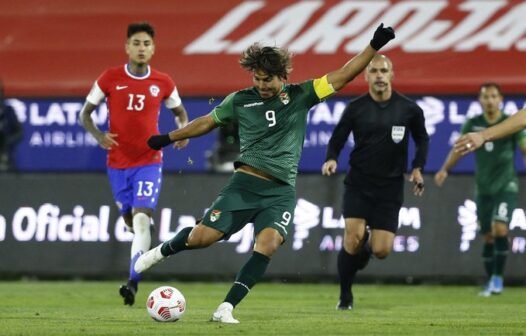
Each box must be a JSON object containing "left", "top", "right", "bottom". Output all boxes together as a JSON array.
[
  {"left": 134, "top": 24, "right": 395, "bottom": 323},
  {"left": 435, "top": 83, "right": 526, "bottom": 296}
]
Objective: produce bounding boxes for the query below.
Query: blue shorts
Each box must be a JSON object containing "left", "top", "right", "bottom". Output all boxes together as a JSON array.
[{"left": 107, "top": 163, "right": 162, "bottom": 215}]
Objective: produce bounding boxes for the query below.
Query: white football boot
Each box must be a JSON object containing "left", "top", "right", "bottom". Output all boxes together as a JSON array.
[
  {"left": 211, "top": 302, "right": 240, "bottom": 324},
  {"left": 134, "top": 243, "right": 165, "bottom": 273}
]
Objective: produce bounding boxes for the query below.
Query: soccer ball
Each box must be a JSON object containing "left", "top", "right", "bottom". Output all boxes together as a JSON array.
[{"left": 146, "top": 286, "right": 186, "bottom": 322}]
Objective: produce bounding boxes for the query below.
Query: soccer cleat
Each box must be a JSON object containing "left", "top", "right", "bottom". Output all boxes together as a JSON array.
[
  {"left": 478, "top": 279, "right": 493, "bottom": 297},
  {"left": 134, "top": 243, "right": 166, "bottom": 273},
  {"left": 336, "top": 292, "right": 353, "bottom": 310},
  {"left": 490, "top": 275, "right": 503, "bottom": 294},
  {"left": 119, "top": 284, "right": 136, "bottom": 306},
  {"left": 211, "top": 302, "right": 240, "bottom": 324},
  {"left": 478, "top": 288, "right": 492, "bottom": 297},
  {"left": 336, "top": 300, "right": 353, "bottom": 310}
]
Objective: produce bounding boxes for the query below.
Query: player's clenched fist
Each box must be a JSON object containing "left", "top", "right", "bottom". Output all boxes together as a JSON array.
[{"left": 370, "top": 23, "right": 395, "bottom": 51}]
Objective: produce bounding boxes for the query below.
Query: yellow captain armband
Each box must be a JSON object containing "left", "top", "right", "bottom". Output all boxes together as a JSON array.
[{"left": 313, "top": 75, "right": 336, "bottom": 100}]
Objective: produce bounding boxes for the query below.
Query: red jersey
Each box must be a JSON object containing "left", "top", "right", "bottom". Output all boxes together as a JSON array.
[{"left": 86, "top": 64, "right": 182, "bottom": 168}]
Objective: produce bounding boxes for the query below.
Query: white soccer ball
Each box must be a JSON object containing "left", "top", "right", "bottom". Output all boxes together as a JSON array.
[{"left": 146, "top": 286, "right": 186, "bottom": 322}]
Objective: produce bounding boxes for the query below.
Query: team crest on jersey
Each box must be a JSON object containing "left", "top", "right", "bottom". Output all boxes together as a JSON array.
[
  {"left": 279, "top": 92, "right": 290, "bottom": 105},
  {"left": 210, "top": 210, "right": 221, "bottom": 222},
  {"left": 391, "top": 126, "right": 405, "bottom": 144},
  {"left": 149, "top": 85, "right": 160, "bottom": 97}
]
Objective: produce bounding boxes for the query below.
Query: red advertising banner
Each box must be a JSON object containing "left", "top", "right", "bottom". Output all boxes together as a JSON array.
[{"left": 1, "top": 0, "right": 525, "bottom": 97}]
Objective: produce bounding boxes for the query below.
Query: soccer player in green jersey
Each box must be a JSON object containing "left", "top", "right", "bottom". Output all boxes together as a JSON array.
[
  {"left": 133, "top": 24, "right": 395, "bottom": 323},
  {"left": 435, "top": 83, "right": 526, "bottom": 296}
]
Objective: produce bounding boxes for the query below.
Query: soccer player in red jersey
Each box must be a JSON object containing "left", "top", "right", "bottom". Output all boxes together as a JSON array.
[{"left": 79, "top": 22, "right": 189, "bottom": 306}]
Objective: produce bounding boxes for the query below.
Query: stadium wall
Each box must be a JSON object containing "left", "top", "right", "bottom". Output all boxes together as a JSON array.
[
  {"left": 1, "top": 173, "right": 525, "bottom": 282},
  {"left": 1, "top": 0, "right": 525, "bottom": 97}
]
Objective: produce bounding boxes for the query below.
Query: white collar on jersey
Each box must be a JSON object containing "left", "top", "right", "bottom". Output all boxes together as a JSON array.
[{"left": 124, "top": 64, "right": 151, "bottom": 80}]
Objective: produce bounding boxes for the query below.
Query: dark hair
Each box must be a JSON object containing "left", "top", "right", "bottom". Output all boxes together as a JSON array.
[
  {"left": 239, "top": 43, "right": 292, "bottom": 79},
  {"left": 127, "top": 22, "right": 155, "bottom": 39},
  {"left": 480, "top": 82, "right": 502, "bottom": 95}
]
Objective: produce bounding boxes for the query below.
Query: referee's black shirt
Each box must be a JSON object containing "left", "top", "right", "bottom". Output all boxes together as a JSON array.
[{"left": 325, "top": 91, "right": 429, "bottom": 182}]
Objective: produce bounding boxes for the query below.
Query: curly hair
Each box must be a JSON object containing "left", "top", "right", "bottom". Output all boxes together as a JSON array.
[{"left": 239, "top": 43, "right": 292, "bottom": 79}]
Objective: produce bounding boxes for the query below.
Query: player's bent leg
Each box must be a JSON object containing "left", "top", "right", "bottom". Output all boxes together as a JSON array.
[
  {"left": 343, "top": 218, "right": 367, "bottom": 255},
  {"left": 186, "top": 223, "right": 225, "bottom": 249},
  {"left": 135, "top": 224, "right": 223, "bottom": 274},
  {"left": 370, "top": 229, "right": 395, "bottom": 260}
]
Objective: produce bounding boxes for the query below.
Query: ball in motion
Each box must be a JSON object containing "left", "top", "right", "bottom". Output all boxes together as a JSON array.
[{"left": 146, "top": 286, "right": 186, "bottom": 322}]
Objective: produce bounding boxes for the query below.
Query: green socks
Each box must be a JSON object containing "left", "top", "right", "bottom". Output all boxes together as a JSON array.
[
  {"left": 493, "top": 236, "right": 509, "bottom": 276},
  {"left": 161, "top": 227, "right": 193, "bottom": 256},
  {"left": 482, "top": 242, "right": 494, "bottom": 278},
  {"left": 224, "top": 251, "right": 270, "bottom": 307}
]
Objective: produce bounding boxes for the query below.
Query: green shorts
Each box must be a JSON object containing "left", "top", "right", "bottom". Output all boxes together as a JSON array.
[
  {"left": 476, "top": 191, "right": 517, "bottom": 234},
  {"left": 201, "top": 172, "right": 296, "bottom": 241}
]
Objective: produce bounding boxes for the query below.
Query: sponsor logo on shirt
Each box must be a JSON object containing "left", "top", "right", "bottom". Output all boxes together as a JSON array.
[
  {"left": 116, "top": 85, "right": 128, "bottom": 90},
  {"left": 391, "top": 126, "right": 405, "bottom": 144},
  {"left": 243, "top": 102, "right": 264, "bottom": 108},
  {"left": 149, "top": 85, "right": 160, "bottom": 97}
]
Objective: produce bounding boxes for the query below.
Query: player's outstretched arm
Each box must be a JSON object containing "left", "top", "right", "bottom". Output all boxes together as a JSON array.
[
  {"left": 455, "top": 108, "right": 526, "bottom": 155},
  {"left": 148, "top": 113, "right": 218, "bottom": 150},
  {"left": 326, "top": 23, "right": 395, "bottom": 91}
]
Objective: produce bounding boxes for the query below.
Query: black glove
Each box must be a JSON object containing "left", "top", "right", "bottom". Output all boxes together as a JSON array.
[
  {"left": 370, "top": 23, "right": 395, "bottom": 51},
  {"left": 148, "top": 134, "right": 172, "bottom": 150}
]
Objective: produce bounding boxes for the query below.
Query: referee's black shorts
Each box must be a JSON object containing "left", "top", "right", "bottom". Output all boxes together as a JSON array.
[{"left": 342, "top": 171, "right": 404, "bottom": 233}]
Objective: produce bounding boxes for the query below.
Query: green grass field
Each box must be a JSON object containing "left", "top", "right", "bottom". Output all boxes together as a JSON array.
[{"left": 1, "top": 281, "right": 525, "bottom": 335}]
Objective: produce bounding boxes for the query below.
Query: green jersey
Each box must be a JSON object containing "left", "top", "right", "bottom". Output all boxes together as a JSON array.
[
  {"left": 461, "top": 113, "right": 526, "bottom": 195},
  {"left": 211, "top": 80, "right": 321, "bottom": 186}
]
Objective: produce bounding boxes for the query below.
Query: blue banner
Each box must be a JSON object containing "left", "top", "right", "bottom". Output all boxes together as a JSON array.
[{"left": 6, "top": 96, "right": 526, "bottom": 173}]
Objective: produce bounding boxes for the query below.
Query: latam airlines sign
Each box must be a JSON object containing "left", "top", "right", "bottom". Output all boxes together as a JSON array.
[{"left": 2, "top": 0, "right": 525, "bottom": 97}]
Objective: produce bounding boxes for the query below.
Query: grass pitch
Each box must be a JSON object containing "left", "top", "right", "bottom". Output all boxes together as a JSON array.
[{"left": 0, "top": 281, "right": 525, "bottom": 335}]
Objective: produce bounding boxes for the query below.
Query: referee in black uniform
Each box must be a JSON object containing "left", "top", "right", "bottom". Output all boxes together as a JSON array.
[{"left": 322, "top": 54, "right": 429, "bottom": 310}]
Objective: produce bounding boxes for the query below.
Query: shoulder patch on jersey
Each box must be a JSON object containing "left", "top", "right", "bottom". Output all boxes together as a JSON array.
[{"left": 149, "top": 85, "right": 160, "bottom": 97}]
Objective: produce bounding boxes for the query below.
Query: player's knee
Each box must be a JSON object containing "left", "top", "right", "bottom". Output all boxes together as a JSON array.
[
  {"left": 493, "top": 223, "right": 508, "bottom": 237},
  {"left": 187, "top": 226, "right": 221, "bottom": 248},
  {"left": 372, "top": 247, "right": 390, "bottom": 259},
  {"left": 483, "top": 232, "right": 494, "bottom": 243},
  {"left": 254, "top": 228, "right": 283, "bottom": 257},
  {"left": 133, "top": 212, "right": 150, "bottom": 235},
  {"left": 343, "top": 232, "right": 362, "bottom": 254},
  {"left": 255, "top": 242, "right": 279, "bottom": 257}
]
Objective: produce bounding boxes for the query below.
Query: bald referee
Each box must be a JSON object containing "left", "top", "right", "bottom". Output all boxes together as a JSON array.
[{"left": 322, "top": 55, "right": 429, "bottom": 310}]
